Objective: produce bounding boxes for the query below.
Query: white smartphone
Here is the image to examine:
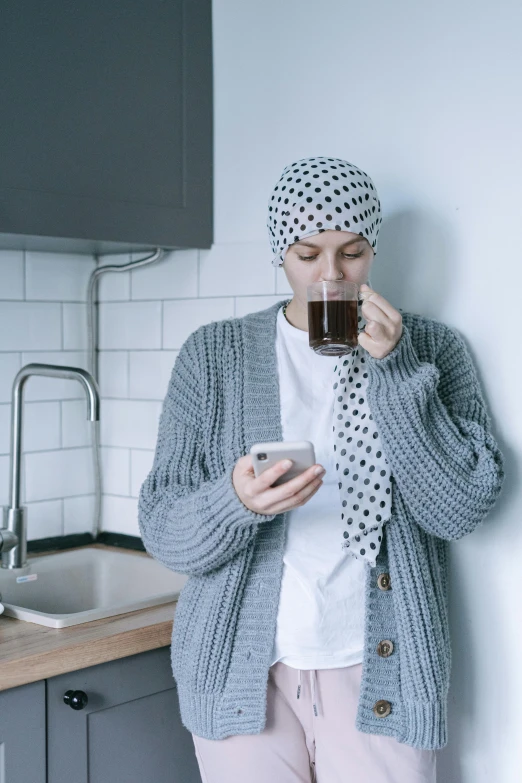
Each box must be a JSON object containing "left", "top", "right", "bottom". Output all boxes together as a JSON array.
[{"left": 250, "top": 440, "right": 317, "bottom": 487}]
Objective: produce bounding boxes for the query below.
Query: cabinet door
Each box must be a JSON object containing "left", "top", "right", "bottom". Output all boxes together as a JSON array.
[
  {"left": 0, "top": 0, "right": 212, "bottom": 253},
  {"left": 47, "top": 647, "right": 201, "bottom": 783},
  {"left": 0, "top": 680, "right": 46, "bottom": 783}
]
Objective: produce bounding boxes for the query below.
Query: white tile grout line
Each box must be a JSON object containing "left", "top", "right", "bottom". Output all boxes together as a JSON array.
[
  {"left": 26, "top": 493, "right": 95, "bottom": 503},
  {"left": 0, "top": 445, "right": 99, "bottom": 458},
  {"left": 97, "top": 492, "right": 140, "bottom": 500},
  {"left": 0, "top": 398, "right": 164, "bottom": 415},
  {"left": 0, "top": 298, "right": 94, "bottom": 304},
  {"left": 0, "top": 294, "right": 284, "bottom": 305}
]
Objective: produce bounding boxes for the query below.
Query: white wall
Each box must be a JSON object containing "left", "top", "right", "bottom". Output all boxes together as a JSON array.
[
  {"left": 208, "top": 1, "right": 519, "bottom": 780},
  {"left": 0, "top": 0, "right": 519, "bottom": 778}
]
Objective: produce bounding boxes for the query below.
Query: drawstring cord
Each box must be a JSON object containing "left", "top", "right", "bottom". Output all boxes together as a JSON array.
[
  {"left": 310, "top": 669, "right": 318, "bottom": 716},
  {"left": 296, "top": 669, "right": 319, "bottom": 717}
]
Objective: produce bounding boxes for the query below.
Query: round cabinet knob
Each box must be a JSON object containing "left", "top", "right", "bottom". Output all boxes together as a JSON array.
[{"left": 63, "top": 690, "right": 89, "bottom": 710}]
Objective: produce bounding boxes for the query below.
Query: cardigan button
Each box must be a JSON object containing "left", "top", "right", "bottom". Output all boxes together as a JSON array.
[
  {"left": 377, "top": 640, "right": 394, "bottom": 657},
  {"left": 373, "top": 699, "right": 392, "bottom": 718},
  {"left": 377, "top": 572, "right": 391, "bottom": 590}
]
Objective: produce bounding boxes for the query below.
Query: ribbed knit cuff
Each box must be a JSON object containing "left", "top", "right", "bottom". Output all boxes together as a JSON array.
[
  {"left": 364, "top": 323, "right": 424, "bottom": 382},
  {"left": 399, "top": 699, "right": 448, "bottom": 749}
]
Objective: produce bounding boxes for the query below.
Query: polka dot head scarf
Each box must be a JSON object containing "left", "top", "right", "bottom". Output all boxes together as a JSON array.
[{"left": 267, "top": 156, "right": 382, "bottom": 267}]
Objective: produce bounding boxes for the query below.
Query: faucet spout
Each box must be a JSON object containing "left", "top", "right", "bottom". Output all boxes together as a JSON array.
[{"left": 1, "top": 363, "right": 100, "bottom": 569}]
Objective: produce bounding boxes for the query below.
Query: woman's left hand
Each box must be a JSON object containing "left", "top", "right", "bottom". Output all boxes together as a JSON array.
[{"left": 357, "top": 283, "right": 403, "bottom": 359}]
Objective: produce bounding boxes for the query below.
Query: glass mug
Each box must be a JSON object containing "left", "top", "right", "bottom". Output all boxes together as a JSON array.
[{"left": 307, "top": 280, "right": 361, "bottom": 356}]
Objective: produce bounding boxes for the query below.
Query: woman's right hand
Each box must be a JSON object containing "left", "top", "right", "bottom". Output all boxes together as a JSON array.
[{"left": 232, "top": 454, "right": 326, "bottom": 516}]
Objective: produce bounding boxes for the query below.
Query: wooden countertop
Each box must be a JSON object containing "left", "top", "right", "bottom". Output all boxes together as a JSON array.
[{"left": 0, "top": 544, "right": 177, "bottom": 692}]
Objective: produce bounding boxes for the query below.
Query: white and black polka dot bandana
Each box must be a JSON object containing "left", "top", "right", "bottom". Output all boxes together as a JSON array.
[{"left": 267, "top": 156, "right": 382, "bottom": 266}]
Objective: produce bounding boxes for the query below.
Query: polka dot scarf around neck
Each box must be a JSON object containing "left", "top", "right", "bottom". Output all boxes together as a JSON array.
[
  {"left": 268, "top": 156, "right": 392, "bottom": 567},
  {"left": 332, "top": 298, "right": 392, "bottom": 567}
]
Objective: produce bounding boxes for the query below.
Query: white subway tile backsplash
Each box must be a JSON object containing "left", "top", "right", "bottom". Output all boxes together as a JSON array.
[
  {"left": 100, "top": 399, "right": 162, "bottom": 450},
  {"left": 199, "top": 243, "right": 275, "bottom": 297},
  {"left": 0, "top": 454, "right": 8, "bottom": 504},
  {"left": 63, "top": 495, "right": 96, "bottom": 536},
  {"left": 96, "top": 254, "right": 132, "bottom": 302},
  {"left": 99, "top": 301, "right": 162, "bottom": 350},
  {"left": 26, "top": 499, "right": 63, "bottom": 540},
  {"left": 101, "top": 494, "right": 139, "bottom": 536},
  {"left": 163, "top": 298, "right": 234, "bottom": 349},
  {"left": 0, "top": 354, "right": 21, "bottom": 403},
  {"left": 98, "top": 351, "right": 129, "bottom": 398},
  {"left": 0, "top": 302, "right": 62, "bottom": 351},
  {"left": 25, "top": 251, "right": 95, "bottom": 301},
  {"left": 235, "top": 295, "right": 288, "bottom": 318},
  {"left": 0, "top": 251, "right": 24, "bottom": 299},
  {"left": 0, "top": 404, "right": 9, "bottom": 456},
  {"left": 0, "top": 242, "right": 280, "bottom": 538},
  {"left": 130, "top": 449, "right": 154, "bottom": 498},
  {"left": 25, "top": 448, "right": 94, "bottom": 502},
  {"left": 24, "top": 402, "right": 61, "bottom": 452},
  {"left": 61, "top": 399, "right": 94, "bottom": 449},
  {"left": 100, "top": 447, "right": 131, "bottom": 496},
  {"left": 128, "top": 350, "right": 177, "bottom": 400},
  {"left": 130, "top": 249, "right": 198, "bottom": 300},
  {"left": 20, "top": 351, "right": 89, "bottom": 401},
  {"left": 63, "top": 303, "right": 88, "bottom": 350}
]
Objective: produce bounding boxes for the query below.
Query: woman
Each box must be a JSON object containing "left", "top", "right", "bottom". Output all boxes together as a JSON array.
[{"left": 138, "top": 156, "right": 505, "bottom": 783}]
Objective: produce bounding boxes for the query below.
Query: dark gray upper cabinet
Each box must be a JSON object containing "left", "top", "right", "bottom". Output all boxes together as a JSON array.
[{"left": 0, "top": 0, "right": 213, "bottom": 254}]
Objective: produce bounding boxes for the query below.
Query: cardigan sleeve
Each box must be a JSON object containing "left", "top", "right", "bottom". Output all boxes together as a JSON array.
[
  {"left": 364, "top": 320, "right": 505, "bottom": 541},
  {"left": 138, "top": 330, "right": 276, "bottom": 577}
]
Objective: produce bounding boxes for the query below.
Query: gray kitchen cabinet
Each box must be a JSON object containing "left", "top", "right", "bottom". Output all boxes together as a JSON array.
[
  {"left": 46, "top": 646, "right": 202, "bottom": 783},
  {"left": 0, "top": 680, "right": 46, "bottom": 783},
  {"left": 0, "top": 0, "right": 213, "bottom": 254}
]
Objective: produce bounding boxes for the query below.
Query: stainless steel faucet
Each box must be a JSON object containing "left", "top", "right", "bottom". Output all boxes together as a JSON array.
[{"left": 0, "top": 363, "right": 100, "bottom": 569}]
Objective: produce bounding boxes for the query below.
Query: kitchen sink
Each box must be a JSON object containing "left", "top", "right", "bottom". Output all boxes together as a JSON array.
[{"left": 0, "top": 547, "right": 187, "bottom": 628}]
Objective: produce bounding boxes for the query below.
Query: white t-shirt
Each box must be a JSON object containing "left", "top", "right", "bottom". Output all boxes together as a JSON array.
[{"left": 270, "top": 304, "right": 366, "bottom": 670}]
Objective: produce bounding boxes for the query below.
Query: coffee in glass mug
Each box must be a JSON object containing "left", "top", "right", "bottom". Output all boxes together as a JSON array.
[{"left": 307, "top": 280, "right": 360, "bottom": 356}]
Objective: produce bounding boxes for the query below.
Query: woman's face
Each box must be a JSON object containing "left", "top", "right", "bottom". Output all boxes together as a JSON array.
[{"left": 282, "top": 230, "right": 374, "bottom": 306}]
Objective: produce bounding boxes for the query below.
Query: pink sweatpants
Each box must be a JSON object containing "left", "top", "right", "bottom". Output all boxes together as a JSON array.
[{"left": 192, "top": 661, "right": 437, "bottom": 783}]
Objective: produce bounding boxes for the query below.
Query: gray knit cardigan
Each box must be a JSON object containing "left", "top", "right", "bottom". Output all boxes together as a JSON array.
[{"left": 138, "top": 298, "right": 505, "bottom": 749}]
